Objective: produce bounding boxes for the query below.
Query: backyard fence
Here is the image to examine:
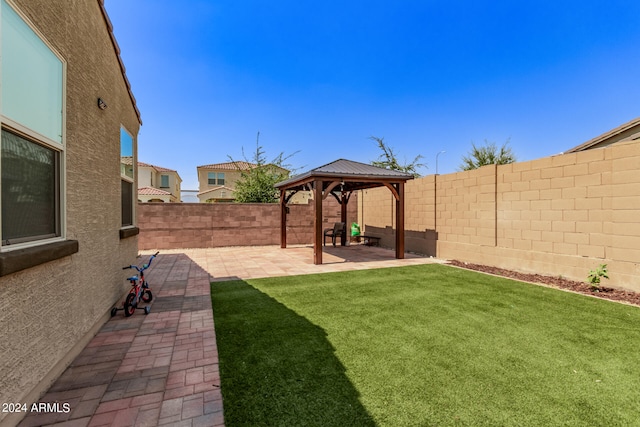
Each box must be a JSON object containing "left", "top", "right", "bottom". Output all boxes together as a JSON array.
[
  {"left": 359, "top": 140, "right": 640, "bottom": 292},
  {"left": 137, "top": 196, "right": 358, "bottom": 250}
]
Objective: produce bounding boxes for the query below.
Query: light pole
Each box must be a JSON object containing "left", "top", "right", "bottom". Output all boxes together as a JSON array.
[{"left": 436, "top": 150, "right": 446, "bottom": 175}]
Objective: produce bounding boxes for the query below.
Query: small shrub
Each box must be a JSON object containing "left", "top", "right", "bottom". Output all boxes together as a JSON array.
[{"left": 587, "top": 264, "right": 609, "bottom": 291}]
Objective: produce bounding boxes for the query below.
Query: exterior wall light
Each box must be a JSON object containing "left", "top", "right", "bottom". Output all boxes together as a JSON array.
[{"left": 97, "top": 98, "right": 107, "bottom": 110}]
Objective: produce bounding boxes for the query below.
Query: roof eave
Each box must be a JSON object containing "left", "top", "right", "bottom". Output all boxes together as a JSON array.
[
  {"left": 565, "top": 116, "right": 640, "bottom": 153},
  {"left": 98, "top": 0, "right": 142, "bottom": 125}
]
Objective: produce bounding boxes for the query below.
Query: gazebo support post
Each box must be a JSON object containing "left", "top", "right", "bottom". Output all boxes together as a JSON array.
[
  {"left": 340, "top": 192, "right": 348, "bottom": 246},
  {"left": 314, "top": 179, "right": 323, "bottom": 265},
  {"left": 280, "top": 191, "right": 287, "bottom": 248},
  {"left": 395, "top": 182, "right": 405, "bottom": 259}
]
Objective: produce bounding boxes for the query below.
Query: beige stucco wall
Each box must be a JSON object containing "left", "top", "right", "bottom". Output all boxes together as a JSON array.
[
  {"left": 160, "top": 170, "right": 181, "bottom": 201},
  {"left": 138, "top": 166, "right": 153, "bottom": 187},
  {"left": 360, "top": 141, "right": 640, "bottom": 292},
  {"left": 139, "top": 194, "right": 172, "bottom": 203},
  {"left": 198, "top": 168, "right": 244, "bottom": 194},
  {"left": 168, "top": 172, "right": 182, "bottom": 201},
  {"left": 198, "top": 186, "right": 235, "bottom": 203},
  {"left": 0, "top": 1, "right": 140, "bottom": 424}
]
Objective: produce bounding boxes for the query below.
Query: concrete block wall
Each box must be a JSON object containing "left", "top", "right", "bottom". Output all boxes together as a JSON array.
[
  {"left": 138, "top": 196, "right": 358, "bottom": 250},
  {"left": 358, "top": 177, "right": 438, "bottom": 254},
  {"left": 360, "top": 140, "right": 640, "bottom": 292},
  {"left": 437, "top": 165, "right": 496, "bottom": 247}
]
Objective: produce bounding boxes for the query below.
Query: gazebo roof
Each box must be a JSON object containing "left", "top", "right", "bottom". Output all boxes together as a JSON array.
[{"left": 275, "top": 158, "right": 413, "bottom": 192}]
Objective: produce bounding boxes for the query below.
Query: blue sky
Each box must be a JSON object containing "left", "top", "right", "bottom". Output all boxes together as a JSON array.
[{"left": 105, "top": 0, "right": 640, "bottom": 191}]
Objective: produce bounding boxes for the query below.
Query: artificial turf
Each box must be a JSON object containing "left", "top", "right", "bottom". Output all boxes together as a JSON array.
[{"left": 211, "top": 264, "right": 640, "bottom": 426}]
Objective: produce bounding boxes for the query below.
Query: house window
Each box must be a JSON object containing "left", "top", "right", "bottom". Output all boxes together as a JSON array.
[
  {"left": 120, "top": 127, "right": 134, "bottom": 227},
  {"left": 1, "top": 0, "right": 64, "bottom": 248},
  {"left": 160, "top": 174, "right": 169, "bottom": 188},
  {"left": 121, "top": 180, "right": 133, "bottom": 226},
  {"left": 2, "top": 129, "right": 60, "bottom": 244},
  {"left": 207, "top": 172, "right": 225, "bottom": 186}
]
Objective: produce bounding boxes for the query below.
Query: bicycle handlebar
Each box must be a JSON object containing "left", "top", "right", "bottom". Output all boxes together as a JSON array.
[{"left": 122, "top": 252, "right": 160, "bottom": 272}]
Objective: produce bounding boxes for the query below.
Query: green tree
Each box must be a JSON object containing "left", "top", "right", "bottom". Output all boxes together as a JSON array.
[
  {"left": 459, "top": 139, "right": 516, "bottom": 171},
  {"left": 370, "top": 136, "right": 426, "bottom": 177},
  {"left": 229, "top": 133, "right": 297, "bottom": 203}
]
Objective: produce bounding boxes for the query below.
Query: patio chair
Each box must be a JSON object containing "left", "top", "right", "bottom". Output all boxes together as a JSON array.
[{"left": 323, "top": 222, "right": 345, "bottom": 247}]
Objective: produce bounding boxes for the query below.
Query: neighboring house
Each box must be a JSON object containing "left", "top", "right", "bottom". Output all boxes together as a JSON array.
[
  {"left": 138, "top": 161, "right": 182, "bottom": 202},
  {"left": 196, "top": 161, "right": 282, "bottom": 202},
  {"left": 565, "top": 116, "right": 640, "bottom": 153},
  {"left": 197, "top": 160, "right": 311, "bottom": 203},
  {"left": 0, "top": 1, "right": 141, "bottom": 425}
]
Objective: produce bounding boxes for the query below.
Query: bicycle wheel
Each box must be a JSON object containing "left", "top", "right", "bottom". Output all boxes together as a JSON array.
[
  {"left": 141, "top": 289, "right": 153, "bottom": 303},
  {"left": 124, "top": 293, "right": 136, "bottom": 317}
]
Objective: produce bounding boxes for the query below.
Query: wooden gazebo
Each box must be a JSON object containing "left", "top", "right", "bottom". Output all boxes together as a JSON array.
[{"left": 275, "top": 159, "right": 414, "bottom": 265}]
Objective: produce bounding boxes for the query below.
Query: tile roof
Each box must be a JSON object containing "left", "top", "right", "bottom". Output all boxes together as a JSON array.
[
  {"left": 121, "top": 156, "right": 133, "bottom": 165},
  {"left": 197, "top": 161, "right": 257, "bottom": 171},
  {"left": 138, "top": 162, "right": 177, "bottom": 173},
  {"left": 138, "top": 186, "right": 172, "bottom": 196}
]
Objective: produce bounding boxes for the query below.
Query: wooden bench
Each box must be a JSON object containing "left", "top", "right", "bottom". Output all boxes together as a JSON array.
[{"left": 361, "top": 235, "right": 381, "bottom": 246}]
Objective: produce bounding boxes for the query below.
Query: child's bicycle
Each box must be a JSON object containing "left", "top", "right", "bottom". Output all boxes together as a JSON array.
[{"left": 111, "top": 252, "right": 159, "bottom": 317}]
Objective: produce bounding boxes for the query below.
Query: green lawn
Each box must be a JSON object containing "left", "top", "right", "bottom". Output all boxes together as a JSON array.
[{"left": 211, "top": 264, "right": 640, "bottom": 426}]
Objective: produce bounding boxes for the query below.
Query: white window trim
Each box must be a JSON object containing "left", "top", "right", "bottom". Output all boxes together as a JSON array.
[{"left": 0, "top": 0, "right": 67, "bottom": 252}]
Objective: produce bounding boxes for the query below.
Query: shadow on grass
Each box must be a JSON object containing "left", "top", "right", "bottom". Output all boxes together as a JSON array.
[{"left": 211, "top": 279, "right": 376, "bottom": 427}]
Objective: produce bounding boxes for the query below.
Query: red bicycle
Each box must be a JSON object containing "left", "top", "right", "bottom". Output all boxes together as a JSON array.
[{"left": 111, "top": 252, "right": 159, "bottom": 317}]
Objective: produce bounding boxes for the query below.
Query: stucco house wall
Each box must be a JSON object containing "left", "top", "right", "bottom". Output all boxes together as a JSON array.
[
  {"left": 138, "top": 164, "right": 154, "bottom": 187},
  {"left": 138, "top": 162, "right": 182, "bottom": 202},
  {"left": 0, "top": 1, "right": 141, "bottom": 424},
  {"left": 197, "top": 166, "right": 245, "bottom": 196}
]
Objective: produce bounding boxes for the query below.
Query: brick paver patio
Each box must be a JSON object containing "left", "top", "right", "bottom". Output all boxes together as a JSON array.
[{"left": 18, "top": 244, "right": 443, "bottom": 427}]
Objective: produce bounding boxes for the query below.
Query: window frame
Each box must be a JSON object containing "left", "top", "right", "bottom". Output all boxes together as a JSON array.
[
  {"left": 120, "top": 126, "right": 136, "bottom": 228},
  {"left": 0, "top": 0, "right": 67, "bottom": 252},
  {"left": 207, "top": 172, "right": 216, "bottom": 186},
  {"left": 160, "top": 174, "right": 169, "bottom": 188}
]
